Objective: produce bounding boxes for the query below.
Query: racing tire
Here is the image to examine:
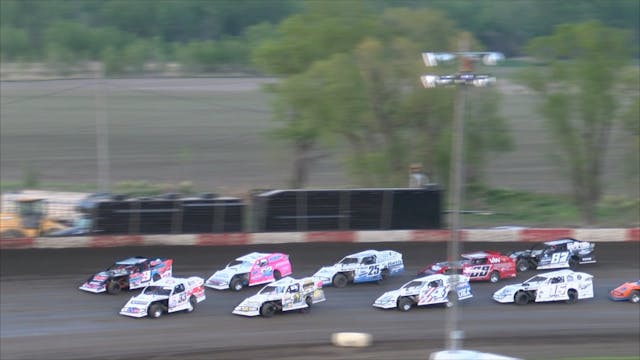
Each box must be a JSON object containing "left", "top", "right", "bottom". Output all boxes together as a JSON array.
[
  {"left": 260, "top": 302, "right": 277, "bottom": 318},
  {"left": 332, "top": 273, "right": 348, "bottom": 288},
  {"left": 566, "top": 289, "right": 578, "bottom": 304},
  {"left": 397, "top": 297, "right": 413, "bottom": 312},
  {"left": 630, "top": 291, "right": 640, "bottom": 304},
  {"left": 186, "top": 296, "right": 197, "bottom": 313},
  {"left": 299, "top": 296, "right": 314, "bottom": 314},
  {"left": 516, "top": 259, "right": 529, "bottom": 272},
  {"left": 230, "top": 277, "right": 244, "bottom": 292},
  {"left": 377, "top": 269, "right": 389, "bottom": 284},
  {"left": 445, "top": 292, "right": 456, "bottom": 308},
  {"left": 148, "top": 303, "right": 164, "bottom": 319},
  {"left": 152, "top": 273, "right": 161, "bottom": 282},
  {"left": 568, "top": 257, "right": 579, "bottom": 269},
  {"left": 273, "top": 270, "right": 282, "bottom": 281},
  {"left": 514, "top": 291, "right": 529, "bottom": 305},
  {"left": 106, "top": 280, "right": 121, "bottom": 295},
  {"left": 489, "top": 271, "right": 500, "bottom": 283}
]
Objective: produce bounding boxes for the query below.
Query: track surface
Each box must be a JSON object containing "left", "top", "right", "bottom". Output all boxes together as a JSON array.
[{"left": 1, "top": 242, "right": 639, "bottom": 360}]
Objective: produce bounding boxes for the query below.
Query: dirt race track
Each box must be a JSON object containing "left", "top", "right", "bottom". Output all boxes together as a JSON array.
[{"left": 1, "top": 241, "right": 639, "bottom": 360}]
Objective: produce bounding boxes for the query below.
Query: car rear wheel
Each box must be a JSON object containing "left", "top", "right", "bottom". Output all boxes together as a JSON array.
[
  {"left": 148, "top": 303, "right": 164, "bottom": 318},
  {"left": 377, "top": 269, "right": 389, "bottom": 284},
  {"left": 566, "top": 289, "right": 578, "bottom": 304},
  {"left": 230, "top": 277, "right": 244, "bottom": 291},
  {"left": 630, "top": 290, "right": 640, "bottom": 303},
  {"left": 397, "top": 297, "right": 413, "bottom": 312},
  {"left": 489, "top": 271, "right": 500, "bottom": 283},
  {"left": 186, "top": 296, "right": 197, "bottom": 312},
  {"left": 515, "top": 291, "right": 529, "bottom": 305},
  {"left": 106, "top": 280, "right": 121, "bottom": 295},
  {"left": 260, "top": 302, "right": 277, "bottom": 317},
  {"left": 568, "top": 257, "right": 579, "bottom": 269},
  {"left": 273, "top": 270, "right": 281, "bottom": 280},
  {"left": 516, "top": 259, "right": 529, "bottom": 272},
  {"left": 152, "top": 273, "right": 161, "bottom": 282},
  {"left": 332, "top": 273, "right": 348, "bottom": 288}
]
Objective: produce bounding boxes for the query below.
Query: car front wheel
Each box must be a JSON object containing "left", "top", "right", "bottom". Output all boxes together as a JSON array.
[
  {"left": 230, "top": 277, "right": 244, "bottom": 291},
  {"left": 630, "top": 290, "right": 640, "bottom": 303},
  {"left": 516, "top": 259, "right": 529, "bottom": 272},
  {"left": 489, "top": 271, "right": 500, "bottom": 283},
  {"left": 515, "top": 291, "right": 529, "bottom": 305},
  {"left": 260, "top": 302, "right": 277, "bottom": 317},
  {"left": 332, "top": 273, "right": 348, "bottom": 288},
  {"left": 148, "top": 303, "right": 164, "bottom": 318},
  {"left": 397, "top": 297, "right": 413, "bottom": 312},
  {"left": 106, "top": 280, "right": 121, "bottom": 295}
]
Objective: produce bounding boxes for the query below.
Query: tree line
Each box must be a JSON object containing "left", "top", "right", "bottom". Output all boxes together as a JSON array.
[
  {"left": 1, "top": 0, "right": 637, "bottom": 73},
  {"left": 1, "top": 0, "right": 638, "bottom": 225}
]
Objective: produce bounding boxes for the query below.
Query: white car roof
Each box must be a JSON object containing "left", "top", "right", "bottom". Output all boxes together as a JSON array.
[
  {"left": 413, "top": 273, "right": 448, "bottom": 283},
  {"left": 150, "top": 277, "right": 186, "bottom": 288},
  {"left": 116, "top": 257, "right": 147, "bottom": 265},
  {"left": 537, "top": 269, "right": 590, "bottom": 278},
  {"left": 544, "top": 238, "right": 578, "bottom": 246},
  {"left": 461, "top": 252, "right": 494, "bottom": 259},
  {"left": 345, "top": 250, "right": 381, "bottom": 258}
]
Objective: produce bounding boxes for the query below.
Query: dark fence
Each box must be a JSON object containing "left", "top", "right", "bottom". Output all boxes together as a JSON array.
[
  {"left": 92, "top": 197, "right": 245, "bottom": 235},
  {"left": 83, "top": 187, "right": 442, "bottom": 235},
  {"left": 251, "top": 187, "right": 442, "bottom": 232}
]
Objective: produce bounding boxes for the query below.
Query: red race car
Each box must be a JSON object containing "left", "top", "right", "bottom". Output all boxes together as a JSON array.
[
  {"left": 418, "top": 251, "right": 516, "bottom": 283},
  {"left": 609, "top": 280, "right": 640, "bottom": 303}
]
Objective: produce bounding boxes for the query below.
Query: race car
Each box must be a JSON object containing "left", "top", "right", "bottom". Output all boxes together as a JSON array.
[
  {"left": 313, "top": 249, "right": 404, "bottom": 288},
  {"left": 205, "top": 252, "right": 292, "bottom": 291},
  {"left": 373, "top": 274, "right": 473, "bottom": 311},
  {"left": 609, "top": 280, "right": 640, "bottom": 303},
  {"left": 492, "top": 269, "right": 594, "bottom": 305},
  {"left": 417, "top": 251, "right": 516, "bottom": 283},
  {"left": 417, "top": 260, "right": 464, "bottom": 276},
  {"left": 232, "top": 277, "right": 326, "bottom": 317},
  {"left": 79, "top": 256, "right": 173, "bottom": 294},
  {"left": 120, "top": 276, "right": 206, "bottom": 318},
  {"left": 509, "top": 238, "right": 596, "bottom": 272}
]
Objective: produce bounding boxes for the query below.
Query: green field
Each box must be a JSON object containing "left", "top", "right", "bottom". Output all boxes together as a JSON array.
[{"left": 1, "top": 76, "right": 638, "bottom": 227}]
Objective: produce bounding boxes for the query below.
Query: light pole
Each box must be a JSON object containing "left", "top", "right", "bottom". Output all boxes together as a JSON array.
[
  {"left": 94, "top": 67, "right": 110, "bottom": 192},
  {"left": 420, "top": 48, "right": 503, "bottom": 351}
]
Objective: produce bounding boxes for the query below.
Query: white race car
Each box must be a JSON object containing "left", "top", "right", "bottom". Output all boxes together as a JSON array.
[
  {"left": 120, "top": 276, "right": 206, "bottom": 318},
  {"left": 233, "top": 277, "right": 326, "bottom": 317},
  {"left": 373, "top": 274, "right": 473, "bottom": 311},
  {"left": 493, "top": 269, "right": 594, "bottom": 305},
  {"left": 313, "top": 249, "right": 404, "bottom": 288}
]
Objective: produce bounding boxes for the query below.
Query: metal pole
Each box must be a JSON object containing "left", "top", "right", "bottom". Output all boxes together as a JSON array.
[
  {"left": 95, "top": 68, "right": 110, "bottom": 191},
  {"left": 445, "top": 82, "right": 466, "bottom": 350}
]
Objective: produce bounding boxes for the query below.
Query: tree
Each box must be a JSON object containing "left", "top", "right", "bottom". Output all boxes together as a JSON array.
[{"left": 521, "top": 21, "right": 633, "bottom": 225}]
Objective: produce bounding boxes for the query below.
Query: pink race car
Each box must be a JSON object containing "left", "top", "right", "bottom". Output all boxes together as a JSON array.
[
  {"left": 418, "top": 251, "right": 516, "bottom": 283},
  {"left": 205, "top": 252, "right": 292, "bottom": 291}
]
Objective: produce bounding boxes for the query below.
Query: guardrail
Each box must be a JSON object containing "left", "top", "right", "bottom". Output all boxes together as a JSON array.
[{"left": 1, "top": 228, "right": 638, "bottom": 249}]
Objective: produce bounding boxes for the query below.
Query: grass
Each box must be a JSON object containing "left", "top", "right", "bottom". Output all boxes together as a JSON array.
[{"left": 1, "top": 76, "right": 638, "bottom": 227}]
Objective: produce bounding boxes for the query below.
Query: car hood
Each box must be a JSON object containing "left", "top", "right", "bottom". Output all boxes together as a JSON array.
[
  {"left": 210, "top": 264, "right": 251, "bottom": 281},
  {"left": 314, "top": 264, "right": 356, "bottom": 277},
  {"left": 236, "top": 294, "right": 274, "bottom": 307},
  {"left": 374, "top": 289, "right": 401, "bottom": 303},
  {"left": 125, "top": 293, "right": 169, "bottom": 306}
]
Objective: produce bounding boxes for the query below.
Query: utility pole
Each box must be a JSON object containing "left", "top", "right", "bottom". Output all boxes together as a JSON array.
[
  {"left": 420, "top": 43, "right": 503, "bottom": 351},
  {"left": 94, "top": 65, "right": 110, "bottom": 192}
]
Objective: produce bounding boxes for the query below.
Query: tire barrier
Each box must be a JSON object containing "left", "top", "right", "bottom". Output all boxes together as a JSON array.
[{"left": 1, "top": 228, "right": 638, "bottom": 249}]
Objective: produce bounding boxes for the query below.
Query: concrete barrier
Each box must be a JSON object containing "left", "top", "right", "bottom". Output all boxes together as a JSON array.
[{"left": 1, "top": 228, "right": 638, "bottom": 249}]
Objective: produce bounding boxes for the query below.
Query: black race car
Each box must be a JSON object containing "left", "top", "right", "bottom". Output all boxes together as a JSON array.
[{"left": 509, "top": 238, "right": 596, "bottom": 272}]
